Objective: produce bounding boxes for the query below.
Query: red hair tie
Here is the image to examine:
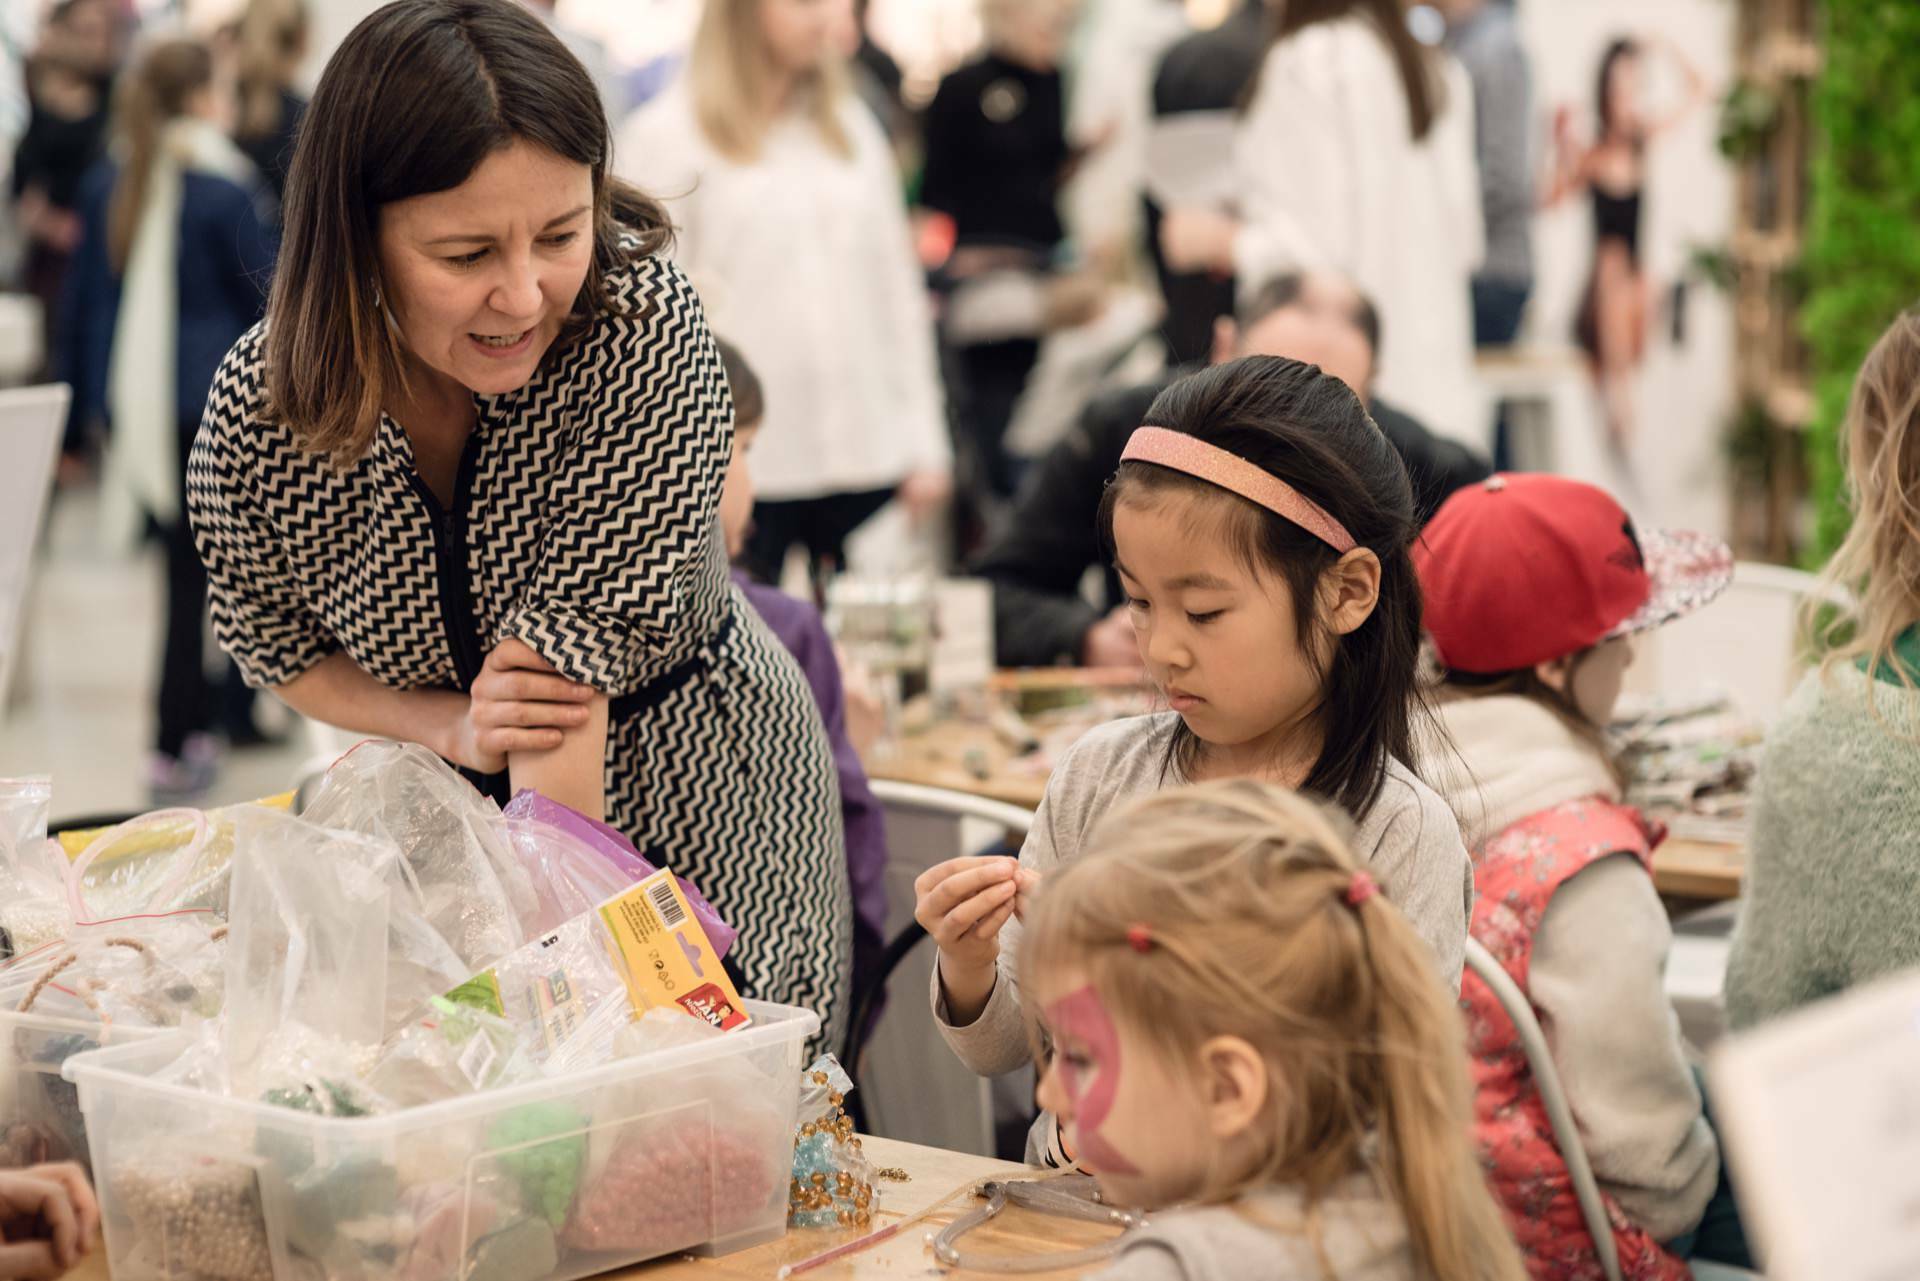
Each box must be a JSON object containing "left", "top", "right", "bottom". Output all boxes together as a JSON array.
[
  {"left": 1125, "top": 923, "right": 1154, "bottom": 954},
  {"left": 1345, "top": 871, "right": 1380, "bottom": 908}
]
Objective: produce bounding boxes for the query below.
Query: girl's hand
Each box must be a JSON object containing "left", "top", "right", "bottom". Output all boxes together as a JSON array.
[
  {"left": 915, "top": 857, "right": 1041, "bottom": 1023},
  {"left": 455, "top": 639, "right": 596, "bottom": 774},
  {"left": 0, "top": 1163, "right": 99, "bottom": 1281}
]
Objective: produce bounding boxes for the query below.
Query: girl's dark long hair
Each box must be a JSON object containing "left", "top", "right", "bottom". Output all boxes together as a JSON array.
[
  {"left": 1098, "top": 356, "right": 1427, "bottom": 821},
  {"left": 1258, "top": 0, "right": 1440, "bottom": 140}
]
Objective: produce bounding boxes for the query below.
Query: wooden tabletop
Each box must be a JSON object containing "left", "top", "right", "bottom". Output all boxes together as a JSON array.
[
  {"left": 64, "top": 1137, "right": 1116, "bottom": 1281},
  {"left": 868, "top": 700, "right": 1746, "bottom": 904}
]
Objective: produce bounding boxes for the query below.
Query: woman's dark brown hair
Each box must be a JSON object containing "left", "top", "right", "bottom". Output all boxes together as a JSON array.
[
  {"left": 108, "top": 40, "right": 214, "bottom": 273},
  {"left": 1097, "top": 355, "right": 1429, "bottom": 821},
  {"left": 266, "top": 0, "right": 671, "bottom": 464},
  {"left": 1259, "top": 0, "right": 1441, "bottom": 140}
]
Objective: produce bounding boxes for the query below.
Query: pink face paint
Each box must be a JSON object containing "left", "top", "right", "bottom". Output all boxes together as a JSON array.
[{"left": 1044, "top": 985, "right": 1140, "bottom": 1175}]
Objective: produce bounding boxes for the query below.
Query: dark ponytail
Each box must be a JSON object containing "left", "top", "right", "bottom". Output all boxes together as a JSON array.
[{"left": 1097, "top": 355, "right": 1427, "bottom": 821}]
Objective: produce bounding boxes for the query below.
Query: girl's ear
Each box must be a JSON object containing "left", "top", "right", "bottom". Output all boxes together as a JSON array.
[
  {"left": 1319, "top": 547, "right": 1382, "bottom": 636},
  {"left": 1198, "top": 1035, "right": 1270, "bottom": 1141},
  {"left": 1533, "top": 653, "right": 1574, "bottom": 693}
]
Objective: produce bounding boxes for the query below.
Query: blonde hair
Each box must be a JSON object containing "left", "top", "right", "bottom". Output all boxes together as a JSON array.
[
  {"left": 1021, "top": 780, "right": 1525, "bottom": 1281},
  {"left": 1812, "top": 307, "right": 1920, "bottom": 694},
  {"left": 688, "top": 0, "right": 851, "bottom": 163},
  {"left": 233, "top": 0, "right": 307, "bottom": 142},
  {"left": 108, "top": 38, "right": 214, "bottom": 274}
]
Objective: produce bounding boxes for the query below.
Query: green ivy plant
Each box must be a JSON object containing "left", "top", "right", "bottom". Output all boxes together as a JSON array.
[{"left": 1802, "top": 0, "right": 1920, "bottom": 562}]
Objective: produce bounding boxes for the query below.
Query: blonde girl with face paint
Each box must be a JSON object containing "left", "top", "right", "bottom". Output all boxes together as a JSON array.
[{"left": 1019, "top": 779, "right": 1525, "bottom": 1281}]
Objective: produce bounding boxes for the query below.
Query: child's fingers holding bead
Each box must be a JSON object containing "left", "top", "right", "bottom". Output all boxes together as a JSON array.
[{"left": 970, "top": 896, "right": 1018, "bottom": 943}]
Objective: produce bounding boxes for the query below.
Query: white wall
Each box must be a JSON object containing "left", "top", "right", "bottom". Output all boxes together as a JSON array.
[{"left": 1518, "top": 0, "right": 1737, "bottom": 539}]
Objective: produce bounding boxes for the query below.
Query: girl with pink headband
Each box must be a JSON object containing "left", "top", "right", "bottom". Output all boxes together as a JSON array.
[{"left": 915, "top": 354, "right": 1474, "bottom": 1167}]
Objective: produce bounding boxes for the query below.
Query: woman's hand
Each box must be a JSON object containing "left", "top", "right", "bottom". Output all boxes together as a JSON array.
[
  {"left": 453, "top": 639, "right": 596, "bottom": 774},
  {"left": 897, "top": 469, "right": 953, "bottom": 525},
  {"left": 1159, "top": 207, "right": 1239, "bottom": 275},
  {"left": 915, "top": 856, "right": 1041, "bottom": 1025},
  {"left": 0, "top": 1163, "right": 99, "bottom": 1281}
]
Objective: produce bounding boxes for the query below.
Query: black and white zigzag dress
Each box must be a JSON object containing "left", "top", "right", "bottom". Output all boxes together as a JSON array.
[{"left": 187, "top": 253, "right": 851, "bottom": 1051}]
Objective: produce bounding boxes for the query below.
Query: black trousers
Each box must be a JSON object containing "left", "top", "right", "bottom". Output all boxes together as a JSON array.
[
  {"left": 955, "top": 338, "right": 1039, "bottom": 500},
  {"left": 154, "top": 419, "right": 252, "bottom": 758},
  {"left": 740, "top": 485, "right": 896, "bottom": 594}
]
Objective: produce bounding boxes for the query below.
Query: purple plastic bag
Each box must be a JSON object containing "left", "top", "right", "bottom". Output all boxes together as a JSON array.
[{"left": 501, "top": 792, "right": 739, "bottom": 960}]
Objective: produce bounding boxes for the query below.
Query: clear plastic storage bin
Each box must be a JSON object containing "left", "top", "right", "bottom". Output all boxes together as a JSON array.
[
  {"left": 65, "top": 1002, "right": 818, "bottom": 1281},
  {"left": 1, "top": 1009, "right": 164, "bottom": 1170}
]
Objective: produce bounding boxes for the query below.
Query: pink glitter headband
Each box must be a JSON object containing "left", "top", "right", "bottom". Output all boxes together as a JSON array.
[{"left": 1121, "top": 426, "right": 1357, "bottom": 554}]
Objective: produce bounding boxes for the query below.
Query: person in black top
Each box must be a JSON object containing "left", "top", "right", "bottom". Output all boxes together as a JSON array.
[
  {"left": 1142, "top": 0, "right": 1268, "bottom": 367},
  {"left": 974, "top": 270, "right": 1492, "bottom": 668},
  {"left": 12, "top": 0, "right": 120, "bottom": 402},
  {"left": 920, "top": 0, "right": 1092, "bottom": 502}
]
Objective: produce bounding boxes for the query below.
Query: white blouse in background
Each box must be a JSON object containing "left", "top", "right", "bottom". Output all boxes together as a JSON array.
[
  {"left": 616, "top": 80, "right": 950, "bottom": 503},
  {"left": 1233, "top": 16, "right": 1488, "bottom": 448}
]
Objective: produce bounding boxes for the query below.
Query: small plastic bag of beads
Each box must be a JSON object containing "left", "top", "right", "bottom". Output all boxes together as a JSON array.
[
  {"left": 788, "top": 1056, "right": 875, "bottom": 1231},
  {"left": 111, "top": 1147, "right": 293, "bottom": 1281},
  {"left": 0, "top": 776, "right": 61, "bottom": 959}
]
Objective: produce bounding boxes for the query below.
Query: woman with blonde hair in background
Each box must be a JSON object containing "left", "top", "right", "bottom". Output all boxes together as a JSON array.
[
  {"left": 1725, "top": 307, "right": 1920, "bottom": 1028},
  {"left": 223, "top": 0, "right": 308, "bottom": 205},
  {"left": 617, "top": 0, "right": 950, "bottom": 593},
  {"left": 58, "top": 34, "right": 274, "bottom": 797}
]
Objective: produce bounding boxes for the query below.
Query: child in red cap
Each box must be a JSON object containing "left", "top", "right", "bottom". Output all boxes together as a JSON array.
[{"left": 1413, "top": 473, "right": 1749, "bottom": 1279}]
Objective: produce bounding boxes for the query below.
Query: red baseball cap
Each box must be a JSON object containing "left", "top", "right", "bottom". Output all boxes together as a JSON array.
[{"left": 1414, "top": 474, "right": 1733, "bottom": 675}]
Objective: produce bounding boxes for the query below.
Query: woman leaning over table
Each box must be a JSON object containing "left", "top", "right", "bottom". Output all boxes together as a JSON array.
[{"left": 186, "top": 0, "right": 852, "bottom": 1049}]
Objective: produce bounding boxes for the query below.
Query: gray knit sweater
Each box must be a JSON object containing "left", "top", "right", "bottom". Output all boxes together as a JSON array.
[{"left": 1724, "top": 662, "right": 1920, "bottom": 1029}]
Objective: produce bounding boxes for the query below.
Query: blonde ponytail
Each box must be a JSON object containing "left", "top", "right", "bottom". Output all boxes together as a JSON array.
[
  {"left": 107, "top": 39, "right": 214, "bottom": 274},
  {"left": 1357, "top": 897, "right": 1527, "bottom": 1281}
]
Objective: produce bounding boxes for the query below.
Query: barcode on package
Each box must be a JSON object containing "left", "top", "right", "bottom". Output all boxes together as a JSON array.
[{"left": 649, "top": 878, "right": 688, "bottom": 928}]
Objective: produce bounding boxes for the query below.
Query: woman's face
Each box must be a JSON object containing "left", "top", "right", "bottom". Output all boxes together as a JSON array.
[
  {"left": 1606, "top": 53, "right": 1643, "bottom": 135},
  {"left": 992, "top": 0, "right": 1077, "bottom": 71},
  {"left": 758, "top": 0, "right": 837, "bottom": 77},
  {"left": 376, "top": 140, "right": 595, "bottom": 400}
]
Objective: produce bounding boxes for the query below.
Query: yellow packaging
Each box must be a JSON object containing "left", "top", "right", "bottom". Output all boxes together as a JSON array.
[{"left": 598, "top": 869, "right": 751, "bottom": 1032}]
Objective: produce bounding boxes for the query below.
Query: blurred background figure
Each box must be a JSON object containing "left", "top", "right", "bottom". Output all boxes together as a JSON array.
[
  {"left": 1440, "top": 0, "right": 1534, "bottom": 350},
  {"left": 834, "top": 0, "right": 915, "bottom": 164},
  {"left": 1546, "top": 33, "right": 1707, "bottom": 454},
  {"left": 519, "top": 0, "right": 627, "bottom": 124},
  {"left": 920, "top": 0, "right": 1101, "bottom": 506},
  {"left": 223, "top": 0, "right": 309, "bottom": 207},
  {"left": 13, "top": 0, "right": 124, "bottom": 417},
  {"left": 1158, "top": 0, "right": 1488, "bottom": 451},
  {"left": 618, "top": 0, "right": 951, "bottom": 596},
  {"left": 972, "top": 267, "right": 1490, "bottom": 669},
  {"left": 57, "top": 35, "right": 276, "bottom": 799},
  {"left": 1141, "top": 0, "right": 1267, "bottom": 367}
]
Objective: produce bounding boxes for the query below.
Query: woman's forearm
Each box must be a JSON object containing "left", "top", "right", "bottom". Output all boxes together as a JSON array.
[
  {"left": 508, "top": 695, "right": 610, "bottom": 821},
  {"left": 275, "top": 651, "right": 469, "bottom": 764}
]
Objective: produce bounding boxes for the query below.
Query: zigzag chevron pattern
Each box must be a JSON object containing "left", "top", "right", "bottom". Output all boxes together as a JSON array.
[{"left": 186, "top": 253, "right": 851, "bottom": 1052}]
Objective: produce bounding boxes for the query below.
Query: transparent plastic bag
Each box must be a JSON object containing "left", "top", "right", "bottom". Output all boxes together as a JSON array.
[
  {"left": 368, "top": 997, "right": 537, "bottom": 1109},
  {"left": 55, "top": 798, "right": 297, "bottom": 931},
  {"left": 304, "top": 742, "right": 537, "bottom": 973},
  {"left": 497, "top": 817, "right": 637, "bottom": 938},
  {"left": 444, "top": 913, "right": 629, "bottom": 1070},
  {"left": 0, "top": 776, "right": 63, "bottom": 958},
  {"left": 502, "top": 791, "right": 737, "bottom": 959},
  {"left": 789, "top": 1056, "right": 875, "bottom": 1229},
  {"left": 0, "top": 911, "right": 227, "bottom": 1030},
  {"left": 222, "top": 807, "right": 399, "bottom": 1083}
]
